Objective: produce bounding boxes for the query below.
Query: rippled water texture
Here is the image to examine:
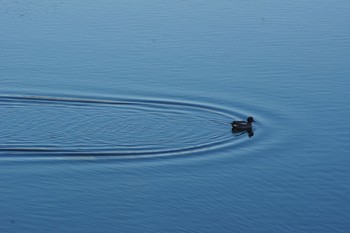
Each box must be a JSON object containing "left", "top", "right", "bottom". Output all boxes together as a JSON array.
[
  {"left": 0, "top": 95, "right": 246, "bottom": 157},
  {"left": 1, "top": 1, "right": 350, "bottom": 233}
]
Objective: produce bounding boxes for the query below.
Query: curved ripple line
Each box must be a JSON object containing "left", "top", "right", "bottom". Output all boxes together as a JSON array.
[
  {"left": 0, "top": 94, "right": 234, "bottom": 117},
  {"left": 0, "top": 137, "right": 233, "bottom": 157}
]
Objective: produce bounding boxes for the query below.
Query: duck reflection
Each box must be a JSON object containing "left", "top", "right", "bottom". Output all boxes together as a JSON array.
[{"left": 232, "top": 127, "right": 254, "bottom": 138}]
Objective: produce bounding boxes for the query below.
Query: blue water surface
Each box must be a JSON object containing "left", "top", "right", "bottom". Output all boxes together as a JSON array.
[{"left": 1, "top": 1, "right": 350, "bottom": 232}]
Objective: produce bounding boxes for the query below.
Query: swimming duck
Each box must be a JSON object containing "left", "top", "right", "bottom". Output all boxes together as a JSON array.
[{"left": 231, "top": 116, "right": 254, "bottom": 131}]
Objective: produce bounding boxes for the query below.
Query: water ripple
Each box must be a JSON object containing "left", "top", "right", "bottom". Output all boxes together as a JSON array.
[{"left": 0, "top": 94, "right": 252, "bottom": 159}]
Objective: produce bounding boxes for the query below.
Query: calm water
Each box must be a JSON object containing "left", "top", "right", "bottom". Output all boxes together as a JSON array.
[{"left": 1, "top": 1, "right": 350, "bottom": 232}]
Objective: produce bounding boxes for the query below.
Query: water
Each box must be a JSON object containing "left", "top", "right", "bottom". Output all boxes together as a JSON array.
[{"left": 1, "top": 1, "right": 350, "bottom": 232}]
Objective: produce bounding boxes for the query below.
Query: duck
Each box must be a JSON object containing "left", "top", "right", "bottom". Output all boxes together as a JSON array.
[{"left": 231, "top": 116, "right": 255, "bottom": 131}]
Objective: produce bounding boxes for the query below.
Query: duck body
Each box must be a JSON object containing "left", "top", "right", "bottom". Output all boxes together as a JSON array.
[{"left": 231, "top": 116, "right": 254, "bottom": 131}]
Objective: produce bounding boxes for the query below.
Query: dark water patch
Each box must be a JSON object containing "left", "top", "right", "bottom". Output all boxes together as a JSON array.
[{"left": 0, "top": 94, "right": 257, "bottom": 159}]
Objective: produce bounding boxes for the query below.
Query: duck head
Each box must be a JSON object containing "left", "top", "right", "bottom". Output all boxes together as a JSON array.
[{"left": 247, "top": 116, "right": 254, "bottom": 123}]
